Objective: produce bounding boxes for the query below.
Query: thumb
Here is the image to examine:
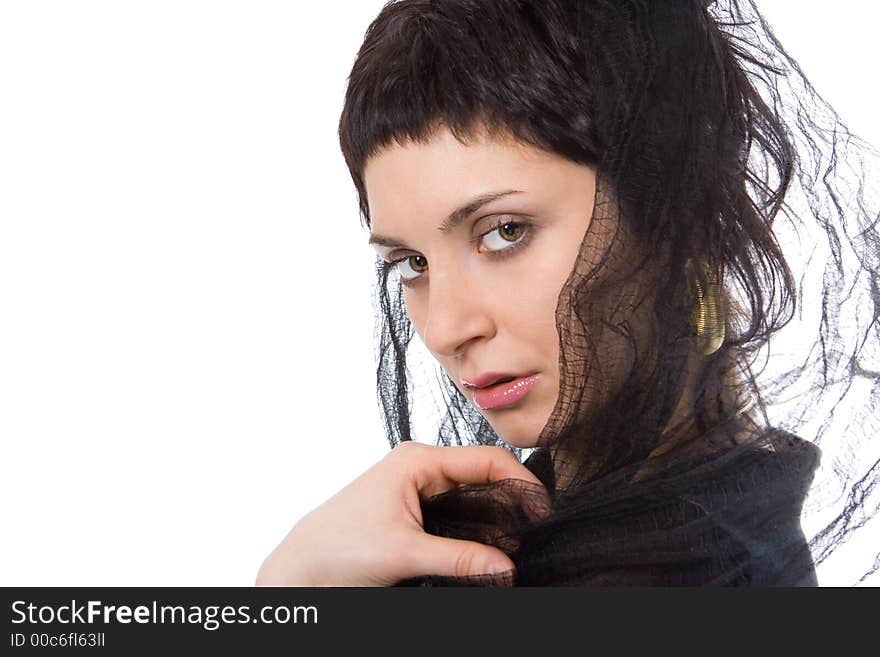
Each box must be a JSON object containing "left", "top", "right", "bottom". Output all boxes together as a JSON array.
[{"left": 409, "top": 534, "right": 516, "bottom": 581}]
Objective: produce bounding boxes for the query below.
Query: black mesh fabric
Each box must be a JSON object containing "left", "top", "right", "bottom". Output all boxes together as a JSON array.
[{"left": 338, "top": 0, "right": 880, "bottom": 586}]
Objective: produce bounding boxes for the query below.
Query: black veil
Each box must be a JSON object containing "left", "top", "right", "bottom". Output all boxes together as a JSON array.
[{"left": 339, "top": 0, "right": 880, "bottom": 585}]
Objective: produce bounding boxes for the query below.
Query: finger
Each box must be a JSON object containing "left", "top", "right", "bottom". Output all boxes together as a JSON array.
[
  {"left": 405, "top": 443, "right": 546, "bottom": 498},
  {"left": 402, "top": 532, "right": 517, "bottom": 583},
  {"left": 520, "top": 486, "right": 553, "bottom": 522}
]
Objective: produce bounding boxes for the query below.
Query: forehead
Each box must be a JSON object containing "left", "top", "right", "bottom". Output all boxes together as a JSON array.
[{"left": 363, "top": 128, "right": 565, "bottom": 221}]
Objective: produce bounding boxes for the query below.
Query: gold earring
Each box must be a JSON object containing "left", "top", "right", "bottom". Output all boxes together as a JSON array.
[{"left": 685, "top": 257, "right": 725, "bottom": 356}]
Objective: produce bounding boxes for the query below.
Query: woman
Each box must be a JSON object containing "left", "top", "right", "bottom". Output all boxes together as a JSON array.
[{"left": 257, "top": 0, "right": 879, "bottom": 586}]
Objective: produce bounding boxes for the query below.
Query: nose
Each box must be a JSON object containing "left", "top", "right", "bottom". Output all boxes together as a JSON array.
[{"left": 420, "top": 266, "right": 496, "bottom": 359}]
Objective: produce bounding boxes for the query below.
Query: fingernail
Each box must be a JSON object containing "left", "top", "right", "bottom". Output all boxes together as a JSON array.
[{"left": 491, "top": 567, "right": 516, "bottom": 586}]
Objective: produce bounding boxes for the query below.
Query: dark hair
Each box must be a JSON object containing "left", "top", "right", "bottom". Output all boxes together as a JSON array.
[{"left": 337, "top": 0, "right": 878, "bottom": 584}]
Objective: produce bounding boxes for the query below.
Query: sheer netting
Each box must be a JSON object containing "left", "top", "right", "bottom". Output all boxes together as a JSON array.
[{"left": 339, "top": 0, "right": 880, "bottom": 585}]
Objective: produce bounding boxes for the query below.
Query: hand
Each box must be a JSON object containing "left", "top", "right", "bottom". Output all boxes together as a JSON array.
[{"left": 255, "top": 441, "right": 551, "bottom": 586}]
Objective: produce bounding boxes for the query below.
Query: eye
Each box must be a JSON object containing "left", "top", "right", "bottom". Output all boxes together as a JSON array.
[
  {"left": 393, "top": 254, "right": 428, "bottom": 282},
  {"left": 388, "top": 220, "right": 533, "bottom": 286},
  {"left": 480, "top": 221, "right": 527, "bottom": 252}
]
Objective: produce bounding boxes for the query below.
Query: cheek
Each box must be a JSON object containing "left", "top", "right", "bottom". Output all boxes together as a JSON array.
[
  {"left": 519, "top": 290, "right": 561, "bottom": 355},
  {"left": 401, "top": 288, "right": 425, "bottom": 333},
  {"left": 516, "top": 261, "right": 574, "bottom": 345}
]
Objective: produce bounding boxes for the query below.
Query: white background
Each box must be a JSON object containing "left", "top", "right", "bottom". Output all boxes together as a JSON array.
[{"left": 0, "top": 1, "right": 877, "bottom": 585}]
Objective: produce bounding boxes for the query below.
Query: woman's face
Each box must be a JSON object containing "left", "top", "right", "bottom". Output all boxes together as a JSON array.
[{"left": 364, "top": 127, "right": 597, "bottom": 448}]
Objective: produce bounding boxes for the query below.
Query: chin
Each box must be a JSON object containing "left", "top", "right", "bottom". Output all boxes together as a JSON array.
[
  {"left": 481, "top": 410, "right": 545, "bottom": 450},
  {"left": 467, "top": 383, "right": 555, "bottom": 449}
]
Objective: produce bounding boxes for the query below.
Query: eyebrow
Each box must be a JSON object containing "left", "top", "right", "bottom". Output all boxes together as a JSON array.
[{"left": 367, "top": 189, "right": 525, "bottom": 249}]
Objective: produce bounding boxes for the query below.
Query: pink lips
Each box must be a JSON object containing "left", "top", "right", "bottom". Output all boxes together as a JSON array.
[
  {"left": 461, "top": 372, "right": 513, "bottom": 389},
  {"left": 470, "top": 373, "right": 540, "bottom": 410}
]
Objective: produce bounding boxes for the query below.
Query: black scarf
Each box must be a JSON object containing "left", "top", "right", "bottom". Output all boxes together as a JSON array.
[{"left": 395, "top": 427, "right": 819, "bottom": 586}]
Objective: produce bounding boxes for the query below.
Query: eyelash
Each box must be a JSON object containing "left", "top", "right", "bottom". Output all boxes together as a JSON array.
[{"left": 384, "top": 219, "right": 536, "bottom": 288}]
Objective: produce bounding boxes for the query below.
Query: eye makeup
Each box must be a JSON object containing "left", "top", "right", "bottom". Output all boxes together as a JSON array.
[{"left": 384, "top": 218, "right": 538, "bottom": 288}]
